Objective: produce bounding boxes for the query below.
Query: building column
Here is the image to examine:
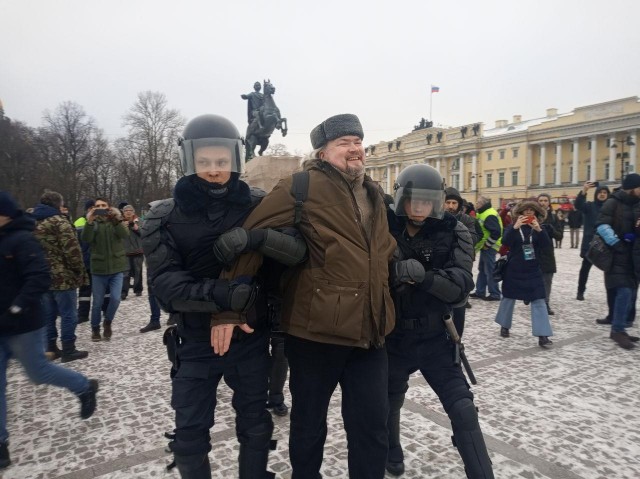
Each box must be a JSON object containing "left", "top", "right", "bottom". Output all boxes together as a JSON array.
[
  {"left": 539, "top": 143, "right": 546, "bottom": 187},
  {"left": 385, "top": 165, "right": 391, "bottom": 193},
  {"left": 394, "top": 163, "right": 400, "bottom": 187},
  {"left": 526, "top": 146, "right": 533, "bottom": 186},
  {"left": 609, "top": 135, "right": 617, "bottom": 182},
  {"left": 555, "top": 141, "right": 562, "bottom": 185},
  {"left": 572, "top": 139, "right": 579, "bottom": 184},
  {"left": 459, "top": 155, "right": 465, "bottom": 192},
  {"left": 436, "top": 157, "right": 442, "bottom": 174},
  {"left": 471, "top": 152, "right": 478, "bottom": 191},
  {"left": 590, "top": 136, "right": 597, "bottom": 182},
  {"left": 630, "top": 131, "right": 637, "bottom": 174}
]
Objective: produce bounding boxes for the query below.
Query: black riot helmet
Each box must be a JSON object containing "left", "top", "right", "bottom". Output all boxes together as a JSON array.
[
  {"left": 178, "top": 114, "right": 244, "bottom": 176},
  {"left": 393, "top": 164, "right": 446, "bottom": 220}
]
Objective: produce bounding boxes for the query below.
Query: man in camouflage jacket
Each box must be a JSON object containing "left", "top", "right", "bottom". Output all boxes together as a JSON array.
[{"left": 33, "top": 191, "right": 89, "bottom": 362}]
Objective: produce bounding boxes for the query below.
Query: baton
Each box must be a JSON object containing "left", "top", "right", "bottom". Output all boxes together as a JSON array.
[{"left": 442, "top": 314, "right": 478, "bottom": 385}]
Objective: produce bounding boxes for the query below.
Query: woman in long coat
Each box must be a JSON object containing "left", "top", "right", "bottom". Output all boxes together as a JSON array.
[{"left": 494, "top": 200, "right": 554, "bottom": 347}]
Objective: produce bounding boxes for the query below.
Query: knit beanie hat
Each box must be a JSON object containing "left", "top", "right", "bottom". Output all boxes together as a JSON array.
[
  {"left": 310, "top": 114, "right": 363, "bottom": 149},
  {"left": 622, "top": 173, "right": 640, "bottom": 190},
  {"left": 84, "top": 199, "right": 96, "bottom": 211},
  {"left": 0, "top": 191, "right": 19, "bottom": 218}
]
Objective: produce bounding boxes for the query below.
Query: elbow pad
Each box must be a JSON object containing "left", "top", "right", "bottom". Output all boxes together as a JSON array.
[{"left": 259, "top": 229, "right": 308, "bottom": 266}]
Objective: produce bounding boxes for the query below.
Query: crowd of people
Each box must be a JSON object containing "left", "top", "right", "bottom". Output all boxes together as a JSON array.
[{"left": 1, "top": 110, "right": 638, "bottom": 478}]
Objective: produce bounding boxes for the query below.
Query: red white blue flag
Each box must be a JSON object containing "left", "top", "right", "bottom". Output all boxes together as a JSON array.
[{"left": 431, "top": 85, "right": 440, "bottom": 93}]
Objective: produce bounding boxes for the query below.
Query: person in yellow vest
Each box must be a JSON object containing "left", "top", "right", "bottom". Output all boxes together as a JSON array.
[{"left": 470, "top": 196, "right": 503, "bottom": 301}]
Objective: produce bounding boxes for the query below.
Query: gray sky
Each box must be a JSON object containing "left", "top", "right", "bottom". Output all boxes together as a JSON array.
[{"left": 2, "top": 0, "right": 639, "bottom": 154}]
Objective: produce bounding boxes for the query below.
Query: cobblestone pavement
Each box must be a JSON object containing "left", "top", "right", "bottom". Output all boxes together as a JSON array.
[{"left": 3, "top": 246, "right": 640, "bottom": 478}]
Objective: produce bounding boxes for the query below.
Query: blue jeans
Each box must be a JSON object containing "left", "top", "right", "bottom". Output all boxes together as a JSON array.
[
  {"left": 91, "top": 273, "right": 123, "bottom": 328},
  {"left": 475, "top": 249, "right": 501, "bottom": 299},
  {"left": 148, "top": 294, "right": 161, "bottom": 324},
  {"left": 611, "top": 287, "right": 633, "bottom": 333},
  {"left": 495, "top": 298, "right": 553, "bottom": 337},
  {"left": 42, "top": 290, "right": 79, "bottom": 343},
  {"left": 0, "top": 327, "right": 89, "bottom": 442}
]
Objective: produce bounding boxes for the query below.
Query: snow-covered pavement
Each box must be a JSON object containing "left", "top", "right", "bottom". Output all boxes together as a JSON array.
[{"left": 3, "top": 246, "right": 639, "bottom": 478}]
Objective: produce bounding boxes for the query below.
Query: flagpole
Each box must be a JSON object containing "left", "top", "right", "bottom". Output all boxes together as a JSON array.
[{"left": 430, "top": 86, "right": 433, "bottom": 122}]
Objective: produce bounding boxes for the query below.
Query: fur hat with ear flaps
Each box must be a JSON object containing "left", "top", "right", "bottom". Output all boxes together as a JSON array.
[{"left": 511, "top": 200, "right": 547, "bottom": 221}]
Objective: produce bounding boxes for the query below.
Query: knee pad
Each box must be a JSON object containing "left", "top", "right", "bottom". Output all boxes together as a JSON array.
[
  {"left": 238, "top": 419, "right": 275, "bottom": 451},
  {"left": 171, "top": 428, "right": 212, "bottom": 456},
  {"left": 448, "top": 398, "right": 480, "bottom": 432}
]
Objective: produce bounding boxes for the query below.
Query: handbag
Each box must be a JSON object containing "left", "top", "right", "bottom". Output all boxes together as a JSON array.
[
  {"left": 586, "top": 233, "right": 613, "bottom": 272},
  {"left": 493, "top": 254, "right": 509, "bottom": 282}
]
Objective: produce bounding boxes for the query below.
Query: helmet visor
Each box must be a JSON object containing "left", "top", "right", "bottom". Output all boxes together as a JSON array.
[
  {"left": 394, "top": 187, "right": 445, "bottom": 220},
  {"left": 180, "top": 138, "right": 244, "bottom": 176}
]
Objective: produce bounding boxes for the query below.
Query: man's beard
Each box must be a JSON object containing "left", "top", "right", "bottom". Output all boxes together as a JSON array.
[{"left": 345, "top": 164, "right": 365, "bottom": 178}]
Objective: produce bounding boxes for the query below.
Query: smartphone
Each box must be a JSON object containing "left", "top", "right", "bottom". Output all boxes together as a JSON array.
[
  {"left": 522, "top": 216, "right": 535, "bottom": 224},
  {"left": 592, "top": 181, "right": 600, "bottom": 188},
  {"left": 93, "top": 209, "right": 108, "bottom": 216}
]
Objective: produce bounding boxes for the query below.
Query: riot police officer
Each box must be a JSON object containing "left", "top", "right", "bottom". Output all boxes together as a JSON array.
[
  {"left": 386, "top": 164, "right": 494, "bottom": 478},
  {"left": 142, "top": 114, "right": 305, "bottom": 479}
]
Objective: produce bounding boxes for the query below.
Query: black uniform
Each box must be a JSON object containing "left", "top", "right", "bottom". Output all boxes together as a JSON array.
[
  {"left": 386, "top": 212, "right": 494, "bottom": 478},
  {"left": 142, "top": 174, "right": 274, "bottom": 479}
]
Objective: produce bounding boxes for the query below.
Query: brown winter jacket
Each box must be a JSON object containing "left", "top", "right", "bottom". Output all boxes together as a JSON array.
[{"left": 216, "top": 159, "right": 397, "bottom": 348}]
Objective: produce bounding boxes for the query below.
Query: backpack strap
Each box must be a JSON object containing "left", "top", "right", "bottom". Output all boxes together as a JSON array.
[{"left": 291, "top": 171, "right": 310, "bottom": 226}]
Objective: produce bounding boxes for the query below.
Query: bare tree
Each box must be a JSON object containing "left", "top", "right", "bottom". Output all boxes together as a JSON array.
[
  {"left": 264, "top": 143, "right": 291, "bottom": 156},
  {"left": 122, "top": 91, "right": 184, "bottom": 207},
  {"left": 38, "top": 102, "right": 104, "bottom": 216}
]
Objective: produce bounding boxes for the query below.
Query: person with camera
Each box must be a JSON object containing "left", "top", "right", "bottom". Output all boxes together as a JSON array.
[
  {"left": 575, "top": 181, "right": 610, "bottom": 302},
  {"left": 494, "top": 201, "right": 553, "bottom": 347},
  {"left": 120, "top": 205, "right": 144, "bottom": 300},
  {"left": 385, "top": 165, "right": 493, "bottom": 478},
  {"left": 82, "top": 198, "right": 129, "bottom": 342}
]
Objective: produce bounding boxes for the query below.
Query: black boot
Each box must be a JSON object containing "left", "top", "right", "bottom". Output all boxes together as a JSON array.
[
  {"left": 61, "top": 340, "right": 89, "bottom": 363},
  {"left": 238, "top": 422, "right": 276, "bottom": 479},
  {"left": 175, "top": 453, "right": 212, "bottom": 479},
  {"left": 0, "top": 441, "right": 10, "bottom": 469},
  {"left": 139, "top": 321, "right": 161, "bottom": 333},
  {"left": 78, "top": 379, "right": 99, "bottom": 419},
  {"left": 47, "top": 340, "right": 62, "bottom": 361},
  {"left": 450, "top": 398, "right": 494, "bottom": 478},
  {"left": 386, "top": 393, "right": 406, "bottom": 476},
  {"left": 103, "top": 321, "right": 112, "bottom": 340}
]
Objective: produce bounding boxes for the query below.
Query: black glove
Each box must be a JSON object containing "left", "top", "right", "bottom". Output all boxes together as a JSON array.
[
  {"left": 213, "top": 228, "right": 268, "bottom": 265},
  {"left": 392, "top": 259, "right": 426, "bottom": 285},
  {"left": 212, "top": 279, "right": 258, "bottom": 312}
]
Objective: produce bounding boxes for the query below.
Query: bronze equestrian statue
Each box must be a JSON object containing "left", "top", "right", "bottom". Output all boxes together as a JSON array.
[{"left": 243, "top": 79, "right": 288, "bottom": 161}]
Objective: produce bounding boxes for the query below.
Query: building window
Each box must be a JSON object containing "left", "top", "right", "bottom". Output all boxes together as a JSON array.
[
  {"left": 498, "top": 172, "right": 505, "bottom": 187},
  {"left": 499, "top": 150, "right": 505, "bottom": 160},
  {"left": 571, "top": 143, "right": 574, "bottom": 153},
  {"left": 553, "top": 169, "right": 557, "bottom": 183},
  {"left": 451, "top": 174, "right": 460, "bottom": 189},
  {"left": 569, "top": 166, "right": 573, "bottom": 180},
  {"left": 587, "top": 165, "right": 591, "bottom": 180},
  {"left": 605, "top": 163, "right": 610, "bottom": 179},
  {"left": 486, "top": 173, "right": 492, "bottom": 188},
  {"left": 512, "top": 148, "right": 519, "bottom": 158},
  {"left": 606, "top": 139, "right": 611, "bottom": 148},
  {"left": 487, "top": 151, "right": 493, "bottom": 161},
  {"left": 511, "top": 171, "right": 518, "bottom": 185},
  {"left": 588, "top": 141, "right": 592, "bottom": 150}
]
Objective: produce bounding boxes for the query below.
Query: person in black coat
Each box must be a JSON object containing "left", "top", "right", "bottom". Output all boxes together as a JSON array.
[
  {"left": 595, "top": 174, "right": 640, "bottom": 349},
  {"left": 494, "top": 200, "right": 554, "bottom": 347},
  {"left": 575, "top": 183, "right": 610, "bottom": 300},
  {"left": 385, "top": 165, "right": 493, "bottom": 478},
  {"left": 0, "top": 191, "right": 98, "bottom": 470},
  {"left": 536, "top": 194, "right": 562, "bottom": 315},
  {"left": 567, "top": 207, "right": 583, "bottom": 249}
]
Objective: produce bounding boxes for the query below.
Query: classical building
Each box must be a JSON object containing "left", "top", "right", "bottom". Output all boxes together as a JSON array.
[{"left": 365, "top": 96, "right": 640, "bottom": 207}]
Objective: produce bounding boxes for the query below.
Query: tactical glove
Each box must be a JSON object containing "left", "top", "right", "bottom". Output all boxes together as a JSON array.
[
  {"left": 392, "top": 259, "right": 426, "bottom": 286},
  {"left": 213, "top": 228, "right": 268, "bottom": 265},
  {"left": 212, "top": 278, "right": 258, "bottom": 313}
]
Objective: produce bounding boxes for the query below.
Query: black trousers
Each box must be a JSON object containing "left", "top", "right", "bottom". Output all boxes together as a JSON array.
[
  {"left": 577, "top": 257, "right": 593, "bottom": 296},
  {"left": 268, "top": 334, "right": 288, "bottom": 405},
  {"left": 284, "top": 335, "right": 389, "bottom": 479},
  {"left": 170, "top": 326, "right": 272, "bottom": 458},
  {"left": 122, "top": 255, "right": 144, "bottom": 297}
]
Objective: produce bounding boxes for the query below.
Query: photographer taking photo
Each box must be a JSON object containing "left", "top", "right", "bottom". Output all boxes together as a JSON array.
[{"left": 81, "top": 198, "right": 129, "bottom": 342}]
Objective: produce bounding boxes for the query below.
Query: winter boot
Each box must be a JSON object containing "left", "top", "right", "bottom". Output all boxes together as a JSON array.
[
  {"left": 0, "top": 441, "right": 10, "bottom": 469},
  {"left": 538, "top": 336, "right": 553, "bottom": 347},
  {"left": 610, "top": 332, "right": 636, "bottom": 349},
  {"left": 78, "top": 379, "right": 99, "bottom": 419},
  {"left": 91, "top": 327, "right": 102, "bottom": 342},
  {"left": 386, "top": 393, "right": 406, "bottom": 476},
  {"left": 61, "top": 340, "right": 89, "bottom": 363},
  {"left": 103, "top": 321, "right": 112, "bottom": 340},
  {"left": 139, "top": 321, "right": 161, "bottom": 333},
  {"left": 500, "top": 327, "right": 510, "bottom": 338},
  {"left": 175, "top": 453, "right": 212, "bottom": 479},
  {"left": 46, "top": 339, "right": 62, "bottom": 361}
]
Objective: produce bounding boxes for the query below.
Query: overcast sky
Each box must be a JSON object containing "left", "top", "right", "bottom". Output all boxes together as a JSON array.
[{"left": 2, "top": 0, "right": 639, "bottom": 155}]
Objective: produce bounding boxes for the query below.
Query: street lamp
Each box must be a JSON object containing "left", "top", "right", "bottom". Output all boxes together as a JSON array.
[{"left": 611, "top": 135, "right": 636, "bottom": 182}]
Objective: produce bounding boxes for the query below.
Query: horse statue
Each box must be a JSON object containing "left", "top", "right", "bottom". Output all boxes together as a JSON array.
[{"left": 245, "top": 79, "right": 288, "bottom": 161}]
